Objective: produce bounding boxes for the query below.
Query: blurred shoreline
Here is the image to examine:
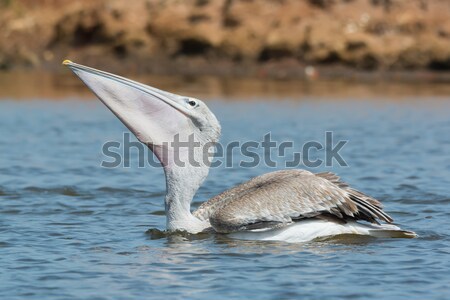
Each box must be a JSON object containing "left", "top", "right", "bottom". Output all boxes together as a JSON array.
[
  {"left": 2, "top": 70, "right": 450, "bottom": 100},
  {"left": 1, "top": 0, "right": 450, "bottom": 82}
]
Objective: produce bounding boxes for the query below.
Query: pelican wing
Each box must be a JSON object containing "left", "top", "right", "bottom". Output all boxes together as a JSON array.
[{"left": 193, "top": 170, "right": 393, "bottom": 233}]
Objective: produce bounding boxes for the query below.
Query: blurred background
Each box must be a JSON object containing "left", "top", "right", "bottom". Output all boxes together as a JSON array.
[
  {"left": 1, "top": 1, "right": 450, "bottom": 300},
  {"left": 1, "top": 0, "right": 450, "bottom": 98},
  {"left": 2, "top": 0, "right": 450, "bottom": 72}
]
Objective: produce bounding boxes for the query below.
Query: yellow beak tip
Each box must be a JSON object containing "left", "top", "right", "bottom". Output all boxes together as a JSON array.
[{"left": 62, "top": 59, "right": 72, "bottom": 65}]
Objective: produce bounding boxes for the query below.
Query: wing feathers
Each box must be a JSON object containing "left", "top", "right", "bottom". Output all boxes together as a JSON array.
[{"left": 194, "top": 170, "right": 393, "bottom": 233}]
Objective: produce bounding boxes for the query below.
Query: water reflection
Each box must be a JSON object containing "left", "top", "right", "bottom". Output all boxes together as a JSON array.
[
  {"left": 145, "top": 226, "right": 385, "bottom": 257},
  {"left": 1, "top": 71, "right": 450, "bottom": 100}
]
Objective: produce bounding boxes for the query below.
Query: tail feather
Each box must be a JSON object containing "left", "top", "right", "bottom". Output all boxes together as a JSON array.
[
  {"left": 368, "top": 229, "right": 417, "bottom": 238},
  {"left": 348, "top": 221, "right": 417, "bottom": 239}
]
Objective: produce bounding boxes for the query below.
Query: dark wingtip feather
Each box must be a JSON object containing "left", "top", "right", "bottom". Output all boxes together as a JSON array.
[{"left": 316, "top": 172, "right": 394, "bottom": 224}]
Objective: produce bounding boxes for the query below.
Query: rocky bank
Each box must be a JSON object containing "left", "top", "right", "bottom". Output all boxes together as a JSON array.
[{"left": 1, "top": 0, "right": 450, "bottom": 79}]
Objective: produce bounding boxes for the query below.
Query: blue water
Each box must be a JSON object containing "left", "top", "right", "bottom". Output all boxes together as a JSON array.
[{"left": 1, "top": 93, "right": 450, "bottom": 299}]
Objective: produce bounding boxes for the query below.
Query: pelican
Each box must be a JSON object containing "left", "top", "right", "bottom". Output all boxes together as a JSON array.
[{"left": 63, "top": 60, "right": 416, "bottom": 243}]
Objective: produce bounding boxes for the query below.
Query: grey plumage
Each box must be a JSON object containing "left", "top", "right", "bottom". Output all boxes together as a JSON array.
[{"left": 194, "top": 170, "right": 393, "bottom": 233}]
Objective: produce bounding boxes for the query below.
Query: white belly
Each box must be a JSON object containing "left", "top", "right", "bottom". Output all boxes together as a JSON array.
[{"left": 227, "top": 219, "right": 416, "bottom": 243}]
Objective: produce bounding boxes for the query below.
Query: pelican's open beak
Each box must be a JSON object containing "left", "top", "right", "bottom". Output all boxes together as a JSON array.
[{"left": 63, "top": 60, "right": 194, "bottom": 149}]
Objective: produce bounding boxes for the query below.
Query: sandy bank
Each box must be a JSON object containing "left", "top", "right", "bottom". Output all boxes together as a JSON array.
[{"left": 1, "top": 0, "right": 449, "bottom": 80}]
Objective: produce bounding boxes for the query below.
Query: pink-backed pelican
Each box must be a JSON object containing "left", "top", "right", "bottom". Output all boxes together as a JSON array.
[{"left": 63, "top": 60, "right": 416, "bottom": 243}]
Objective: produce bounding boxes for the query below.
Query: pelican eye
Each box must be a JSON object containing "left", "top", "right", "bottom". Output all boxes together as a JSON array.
[{"left": 186, "top": 98, "right": 198, "bottom": 108}]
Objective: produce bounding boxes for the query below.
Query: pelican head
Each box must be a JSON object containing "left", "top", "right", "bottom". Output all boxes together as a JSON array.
[{"left": 64, "top": 60, "right": 221, "bottom": 232}]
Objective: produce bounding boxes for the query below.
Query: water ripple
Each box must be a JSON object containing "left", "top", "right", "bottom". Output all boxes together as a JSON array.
[{"left": 1, "top": 99, "right": 449, "bottom": 300}]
